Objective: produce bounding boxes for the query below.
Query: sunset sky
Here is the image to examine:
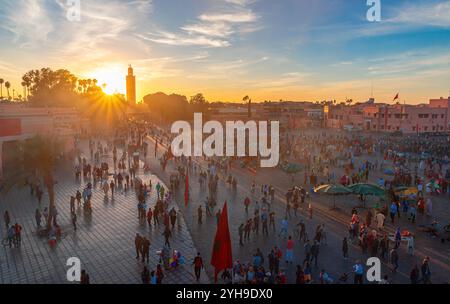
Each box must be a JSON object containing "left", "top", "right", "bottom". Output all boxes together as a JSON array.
[{"left": 1, "top": 0, "right": 450, "bottom": 104}]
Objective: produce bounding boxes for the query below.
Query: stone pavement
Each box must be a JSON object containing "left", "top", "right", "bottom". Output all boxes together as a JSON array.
[
  {"left": 145, "top": 133, "right": 450, "bottom": 284},
  {"left": 0, "top": 141, "right": 209, "bottom": 284}
]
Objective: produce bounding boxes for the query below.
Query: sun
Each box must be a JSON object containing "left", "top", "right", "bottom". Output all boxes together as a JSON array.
[{"left": 86, "top": 66, "right": 126, "bottom": 95}]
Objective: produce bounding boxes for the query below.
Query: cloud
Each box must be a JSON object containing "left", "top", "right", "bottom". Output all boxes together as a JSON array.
[
  {"left": 136, "top": 32, "right": 230, "bottom": 48},
  {"left": 199, "top": 11, "right": 258, "bottom": 23},
  {"left": 0, "top": 0, "right": 54, "bottom": 48},
  {"left": 222, "top": 0, "right": 258, "bottom": 6},
  {"left": 140, "top": 0, "right": 261, "bottom": 48},
  {"left": 181, "top": 22, "right": 234, "bottom": 37},
  {"left": 390, "top": 1, "right": 450, "bottom": 28}
]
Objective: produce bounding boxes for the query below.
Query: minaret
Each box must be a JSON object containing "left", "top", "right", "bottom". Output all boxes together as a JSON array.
[{"left": 126, "top": 65, "right": 136, "bottom": 104}]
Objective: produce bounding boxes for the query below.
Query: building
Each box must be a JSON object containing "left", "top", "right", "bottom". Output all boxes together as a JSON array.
[
  {"left": 325, "top": 97, "right": 450, "bottom": 134},
  {"left": 0, "top": 104, "right": 86, "bottom": 178},
  {"left": 126, "top": 65, "right": 136, "bottom": 104}
]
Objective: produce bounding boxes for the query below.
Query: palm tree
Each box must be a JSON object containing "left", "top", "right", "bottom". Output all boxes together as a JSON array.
[
  {"left": 243, "top": 95, "right": 251, "bottom": 118},
  {"left": 1, "top": 136, "right": 61, "bottom": 231},
  {"left": 22, "top": 75, "right": 31, "bottom": 99},
  {"left": 5, "top": 81, "right": 11, "bottom": 99},
  {"left": 21, "top": 81, "right": 26, "bottom": 99},
  {"left": 0, "top": 78, "right": 4, "bottom": 98}
]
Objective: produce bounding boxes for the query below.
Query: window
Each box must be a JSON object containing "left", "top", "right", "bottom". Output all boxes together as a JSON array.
[
  {"left": 387, "top": 125, "right": 391, "bottom": 130},
  {"left": 373, "top": 125, "right": 377, "bottom": 129},
  {"left": 388, "top": 114, "right": 392, "bottom": 118},
  {"left": 381, "top": 114, "right": 385, "bottom": 118},
  {"left": 413, "top": 126, "right": 416, "bottom": 131},
  {"left": 396, "top": 126, "right": 399, "bottom": 130},
  {"left": 432, "top": 114, "right": 438, "bottom": 119},
  {"left": 441, "top": 126, "right": 444, "bottom": 130},
  {"left": 418, "top": 114, "right": 429, "bottom": 118},
  {"left": 424, "top": 126, "right": 428, "bottom": 131},
  {"left": 442, "top": 114, "right": 445, "bottom": 119},
  {"left": 432, "top": 126, "right": 435, "bottom": 131},
  {"left": 380, "top": 125, "right": 384, "bottom": 130},
  {"left": 394, "top": 114, "right": 401, "bottom": 118}
]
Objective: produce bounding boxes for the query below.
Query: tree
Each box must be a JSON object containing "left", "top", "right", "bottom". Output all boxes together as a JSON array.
[
  {"left": 5, "top": 81, "right": 11, "bottom": 99},
  {"left": 2, "top": 136, "right": 61, "bottom": 231},
  {"left": 190, "top": 93, "right": 208, "bottom": 115},
  {"left": 0, "top": 78, "right": 3, "bottom": 98},
  {"left": 21, "top": 81, "right": 26, "bottom": 100},
  {"left": 23, "top": 68, "right": 79, "bottom": 107},
  {"left": 243, "top": 95, "right": 251, "bottom": 118}
]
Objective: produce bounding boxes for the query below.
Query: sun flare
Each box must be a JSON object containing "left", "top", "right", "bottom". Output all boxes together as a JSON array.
[{"left": 86, "top": 66, "right": 126, "bottom": 95}]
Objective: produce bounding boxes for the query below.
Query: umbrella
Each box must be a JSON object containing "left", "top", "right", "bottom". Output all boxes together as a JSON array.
[
  {"left": 314, "top": 184, "right": 352, "bottom": 210},
  {"left": 394, "top": 186, "right": 408, "bottom": 192},
  {"left": 348, "top": 183, "right": 386, "bottom": 196},
  {"left": 384, "top": 168, "right": 394, "bottom": 175},
  {"left": 348, "top": 183, "right": 386, "bottom": 208},
  {"left": 395, "top": 187, "right": 418, "bottom": 197},
  {"left": 281, "top": 162, "right": 304, "bottom": 174}
]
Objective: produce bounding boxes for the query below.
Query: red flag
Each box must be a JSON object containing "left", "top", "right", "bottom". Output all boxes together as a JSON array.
[
  {"left": 210, "top": 202, "right": 233, "bottom": 282},
  {"left": 393, "top": 93, "right": 399, "bottom": 101},
  {"left": 184, "top": 174, "right": 189, "bottom": 207}
]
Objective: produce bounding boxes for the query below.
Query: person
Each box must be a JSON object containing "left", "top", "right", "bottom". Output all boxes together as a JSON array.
[
  {"left": 244, "top": 197, "right": 250, "bottom": 213},
  {"left": 353, "top": 261, "right": 364, "bottom": 284},
  {"left": 71, "top": 212, "right": 77, "bottom": 230},
  {"left": 141, "top": 266, "right": 150, "bottom": 284},
  {"left": 169, "top": 208, "right": 177, "bottom": 230},
  {"left": 310, "top": 240, "right": 320, "bottom": 267},
  {"left": 425, "top": 198, "right": 433, "bottom": 217},
  {"left": 390, "top": 248, "right": 399, "bottom": 273},
  {"left": 35, "top": 209, "right": 42, "bottom": 228},
  {"left": 147, "top": 208, "right": 153, "bottom": 227},
  {"left": 193, "top": 252, "right": 204, "bottom": 281},
  {"left": 110, "top": 180, "right": 115, "bottom": 197},
  {"left": 197, "top": 205, "right": 203, "bottom": 225},
  {"left": 7, "top": 225, "right": 15, "bottom": 248},
  {"left": 285, "top": 236, "right": 294, "bottom": 264},
  {"left": 135, "top": 233, "right": 142, "bottom": 259},
  {"left": 365, "top": 210, "right": 372, "bottom": 227},
  {"left": 142, "top": 237, "right": 150, "bottom": 263},
  {"left": 70, "top": 196, "right": 75, "bottom": 214},
  {"left": 342, "top": 237, "right": 349, "bottom": 259},
  {"left": 238, "top": 223, "right": 244, "bottom": 246},
  {"left": 75, "top": 190, "right": 82, "bottom": 207},
  {"left": 407, "top": 236, "right": 414, "bottom": 256},
  {"left": 408, "top": 204, "right": 416, "bottom": 223},
  {"left": 150, "top": 271, "right": 157, "bottom": 284},
  {"left": 156, "top": 264, "right": 164, "bottom": 284},
  {"left": 103, "top": 181, "right": 109, "bottom": 197},
  {"left": 14, "top": 223, "right": 22, "bottom": 247},
  {"left": 80, "top": 270, "right": 90, "bottom": 284},
  {"left": 304, "top": 240, "right": 311, "bottom": 262},
  {"left": 163, "top": 226, "right": 172, "bottom": 247},
  {"left": 296, "top": 265, "right": 305, "bottom": 284},
  {"left": 4, "top": 210, "right": 10, "bottom": 230},
  {"left": 279, "top": 217, "right": 288, "bottom": 239},
  {"left": 421, "top": 256, "right": 431, "bottom": 284},
  {"left": 269, "top": 212, "right": 275, "bottom": 232},
  {"left": 390, "top": 201, "right": 397, "bottom": 224},
  {"left": 394, "top": 227, "right": 401, "bottom": 249},
  {"left": 410, "top": 265, "right": 420, "bottom": 284},
  {"left": 216, "top": 209, "right": 221, "bottom": 225}
]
